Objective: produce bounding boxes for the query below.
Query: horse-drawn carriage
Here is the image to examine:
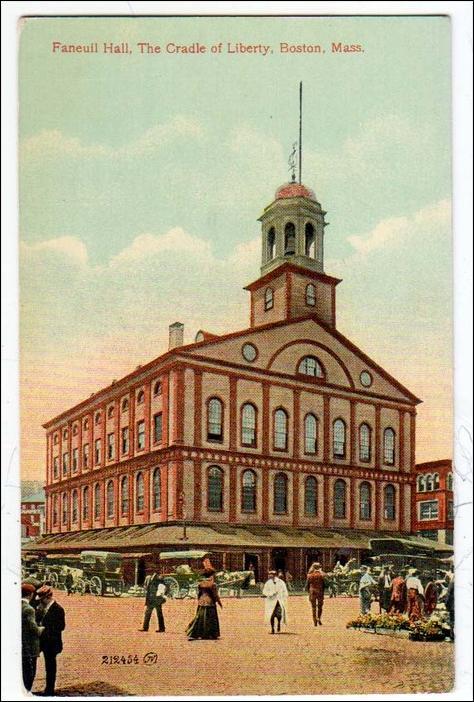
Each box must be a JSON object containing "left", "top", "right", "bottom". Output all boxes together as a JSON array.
[
  {"left": 27, "top": 551, "right": 125, "bottom": 596},
  {"left": 159, "top": 550, "right": 253, "bottom": 599},
  {"left": 325, "top": 558, "right": 362, "bottom": 597},
  {"left": 368, "top": 538, "right": 453, "bottom": 587}
]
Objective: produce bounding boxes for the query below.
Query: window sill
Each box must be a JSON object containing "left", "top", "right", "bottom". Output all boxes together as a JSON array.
[
  {"left": 207, "top": 438, "right": 224, "bottom": 445},
  {"left": 241, "top": 509, "right": 257, "bottom": 514},
  {"left": 241, "top": 443, "right": 257, "bottom": 449},
  {"left": 207, "top": 508, "right": 224, "bottom": 513},
  {"left": 272, "top": 447, "right": 288, "bottom": 453},
  {"left": 273, "top": 511, "right": 288, "bottom": 516}
]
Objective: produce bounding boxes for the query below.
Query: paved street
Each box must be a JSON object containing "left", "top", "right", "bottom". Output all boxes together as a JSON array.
[{"left": 32, "top": 591, "right": 454, "bottom": 696}]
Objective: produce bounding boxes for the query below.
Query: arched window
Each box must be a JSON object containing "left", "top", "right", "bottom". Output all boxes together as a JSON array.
[
  {"left": 273, "top": 409, "right": 288, "bottom": 450},
  {"left": 107, "top": 405, "right": 114, "bottom": 419},
  {"left": 284, "top": 222, "right": 296, "bottom": 256},
  {"left": 137, "top": 390, "right": 145, "bottom": 405},
  {"left": 121, "top": 398, "right": 129, "bottom": 412},
  {"left": 62, "top": 492, "right": 68, "bottom": 525},
  {"left": 54, "top": 433, "right": 59, "bottom": 445},
  {"left": 136, "top": 472, "right": 144, "bottom": 512},
  {"left": 106, "top": 480, "right": 114, "bottom": 518},
  {"left": 383, "top": 428, "right": 395, "bottom": 465},
  {"left": 63, "top": 428, "right": 68, "bottom": 440},
  {"left": 241, "top": 470, "right": 256, "bottom": 512},
  {"left": 264, "top": 287, "right": 274, "bottom": 311},
  {"left": 334, "top": 479, "right": 347, "bottom": 518},
  {"left": 425, "top": 474, "right": 434, "bottom": 491},
  {"left": 153, "top": 381, "right": 162, "bottom": 396},
  {"left": 359, "top": 423, "right": 372, "bottom": 462},
  {"left": 152, "top": 468, "right": 161, "bottom": 511},
  {"left": 304, "top": 414, "right": 318, "bottom": 454},
  {"left": 53, "top": 494, "right": 59, "bottom": 525},
  {"left": 433, "top": 473, "right": 440, "bottom": 490},
  {"left": 267, "top": 227, "right": 275, "bottom": 260},
  {"left": 82, "top": 486, "right": 89, "bottom": 520},
  {"left": 305, "top": 283, "right": 316, "bottom": 306},
  {"left": 120, "top": 476, "right": 129, "bottom": 515},
  {"left": 447, "top": 472, "right": 453, "bottom": 491},
  {"left": 304, "top": 476, "right": 318, "bottom": 516},
  {"left": 333, "top": 419, "right": 346, "bottom": 458},
  {"left": 83, "top": 418, "right": 89, "bottom": 431},
  {"left": 359, "top": 482, "right": 372, "bottom": 520},
  {"left": 95, "top": 412, "right": 101, "bottom": 425},
  {"left": 298, "top": 356, "right": 324, "bottom": 378},
  {"left": 274, "top": 473, "right": 288, "bottom": 514},
  {"left": 417, "top": 475, "right": 425, "bottom": 493},
  {"left": 94, "top": 483, "right": 101, "bottom": 519},
  {"left": 241, "top": 403, "right": 257, "bottom": 447},
  {"left": 305, "top": 222, "right": 315, "bottom": 257},
  {"left": 207, "top": 397, "right": 223, "bottom": 442},
  {"left": 208, "top": 466, "right": 224, "bottom": 511},
  {"left": 72, "top": 423, "right": 78, "bottom": 436},
  {"left": 384, "top": 484, "right": 396, "bottom": 521},
  {"left": 71, "top": 490, "right": 78, "bottom": 522}
]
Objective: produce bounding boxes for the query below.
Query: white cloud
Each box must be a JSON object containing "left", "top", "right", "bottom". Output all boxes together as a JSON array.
[
  {"left": 20, "top": 235, "right": 89, "bottom": 266},
  {"left": 20, "top": 116, "right": 204, "bottom": 161},
  {"left": 109, "top": 227, "right": 211, "bottom": 267}
]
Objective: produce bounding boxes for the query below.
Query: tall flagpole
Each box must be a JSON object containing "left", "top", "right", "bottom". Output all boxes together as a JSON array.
[{"left": 299, "top": 81, "right": 303, "bottom": 184}]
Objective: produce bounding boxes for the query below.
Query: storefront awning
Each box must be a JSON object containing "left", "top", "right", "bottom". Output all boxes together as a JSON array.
[{"left": 21, "top": 524, "right": 422, "bottom": 554}]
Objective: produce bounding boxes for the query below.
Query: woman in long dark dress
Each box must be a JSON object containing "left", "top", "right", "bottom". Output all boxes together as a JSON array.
[{"left": 186, "top": 562, "right": 223, "bottom": 640}]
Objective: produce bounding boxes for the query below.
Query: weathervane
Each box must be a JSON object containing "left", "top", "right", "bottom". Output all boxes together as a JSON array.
[{"left": 288, "top": 141, "right": 298, "bottom": 182}]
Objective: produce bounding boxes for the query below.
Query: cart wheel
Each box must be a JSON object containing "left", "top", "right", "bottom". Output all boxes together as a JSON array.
[
  {"left": 112, "top": 581, "right": 123, "bottom": 597},
  {"left": 163, "top": 577, "right": 179, "bottom": 599},
  {"left": 89, "top": 576, "right": 103, "bottom": 596},
  {"left": 75, "top": 578, "right": 87, "bottom": 595}
]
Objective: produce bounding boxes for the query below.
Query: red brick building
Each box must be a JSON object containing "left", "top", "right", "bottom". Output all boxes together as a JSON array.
[
  {"left": 21, "top": 487, "right": 45, "bottom": 539},
  {"left": 413, "top": 459, "right": 454, "bottom": 545},
  {"left": 27, "top": 180, "right": 425, "bottom": 580}
]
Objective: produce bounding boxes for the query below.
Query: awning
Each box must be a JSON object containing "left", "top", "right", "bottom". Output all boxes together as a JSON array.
[{"left": 22, "top": 524, "right": 415, "bottom": 554}]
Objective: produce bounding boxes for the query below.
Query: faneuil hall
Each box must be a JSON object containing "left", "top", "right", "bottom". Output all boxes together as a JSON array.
[{"left": 28, "top": 175, "right": 430, "bottom": 583}]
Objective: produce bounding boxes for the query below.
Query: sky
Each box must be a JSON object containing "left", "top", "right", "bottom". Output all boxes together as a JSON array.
[{"left": 19, "top": 15, "right": 452, "bottom": 481}]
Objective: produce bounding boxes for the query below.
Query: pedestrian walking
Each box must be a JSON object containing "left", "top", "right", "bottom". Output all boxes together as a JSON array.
[
  {"left": 64, "top": 569, "right": 74, "bottom": 596},
  {"left": 405, "top": 568, "right": 424, "bottom": 621},
  {"left": 377, "top": 566, "right": 393, "bottom": 613},
  {"left": 424, "top": 573, "right": 439, "bottom": 617},
  {"left": 186, "top": 558, "right": 222, "bottom": 640},
  {"left": 22, "top": 583, "right": 44, "bottom": 692},
  {"left": 263, "top": 569, "right": 289, "bottom": 634},
  {"left": 35, "top": 585, "right": 66, "bottom": 697},
  {"left": 139, "top": 571, "right": 167, "bottom": 632},
  {"left": 389, "top": 570, "right": 407, "bottom": 614},
  {"left": 358, "top": 566, "right": 375, "bottom": 615},
  {"left": 306, "top": 563, "right": 325, "bottom": 626},
  {"left": 445, "top": 573, "right": 454, "bottom": 640}
]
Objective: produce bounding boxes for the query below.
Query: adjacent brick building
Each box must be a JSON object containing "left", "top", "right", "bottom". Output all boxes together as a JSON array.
[
  {"left": 413, "top": 459, "right": 454, "bottom": 545},
  {"left": 28, "top": 180, "right": 425, "bottom": 579}
]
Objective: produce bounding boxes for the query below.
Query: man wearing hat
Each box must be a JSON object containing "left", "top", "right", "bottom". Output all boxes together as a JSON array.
[
  {"left": 306, "top": 563, "right": 326, "bottom": 626},
  {"left": 22, "top": 583, "right": 44, "bottom": 692},
  {"left": 405, "top": 568, "right": 425, "bottom": 621},
  {"left": 35, "top": 585, "right": 66, "bottom": 696},
  {"left": 358, "top": 566, "right": 375, "bottom": 615},
  {"left": 263, "top": 569, "right": 289, "bottom": 634}
]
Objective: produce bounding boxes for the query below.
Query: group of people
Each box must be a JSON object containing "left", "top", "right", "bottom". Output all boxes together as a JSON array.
[
  {"left": 21, "top": 582, "right": 65, "bottom": 696},
  {"left": 358, "top": 564, "right": 455, "bottom": 631}
]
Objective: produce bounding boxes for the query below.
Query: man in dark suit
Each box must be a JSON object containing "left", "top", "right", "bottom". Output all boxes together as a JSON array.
[
  {"left": 139, "top": 571, "right": 167, "bottom": 632},
  {"left": 306, "top": 563, "right": 326, "bottom": 626},
  {"left": 35, "top": 585, "right": 66, "bottom": 696},
  {"left": 22, "top": 583, "right": 44, "bottom": 692}
]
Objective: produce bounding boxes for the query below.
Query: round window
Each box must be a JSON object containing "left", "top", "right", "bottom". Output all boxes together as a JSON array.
[
  {"left": 360, "top": 371, "right": 373, "bottom": 388},
  {"left": 242, "top": 343, "right": 257, "bottom": 362}
]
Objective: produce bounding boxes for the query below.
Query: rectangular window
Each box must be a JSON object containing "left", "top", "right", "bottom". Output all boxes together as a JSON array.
[
  {"left": 137, "top": 420, "right": 145, "bottom": 450},
  {"left": 153, "top": 413, "right": 163, "bottom": 444},
  {"left": 419, "top": 500, "right": 439, "bottom": 521},
  {"left": 62, "top": 452, "right": 69, "bottom": 475},
  {"left": 95, "top": 439, "right": 101, "bottom": 465},
  {"left": 72, "top": 448, "right": 79, "bottom": 473},
  {"left": 53, "top": 456, "right": 59, "bottom": 478},
  {"left": 107, "top": 432, "right": 115, "bottom": 460},
  {"left": 121, "top": 427, "right": 129, "bottom": 455},
  {"left": 83, "top": 443, "right": 89, "bottom": 468},
  {"left": 447, "top": 500, "right": 454, "bottom": 520}
]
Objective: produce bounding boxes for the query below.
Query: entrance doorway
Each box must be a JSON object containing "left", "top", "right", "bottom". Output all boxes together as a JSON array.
[
  {"left": 271, "top": 548, "right": 287, "bottom": 574},
  {"left": 244, "top": 553, "right": 259, "bottom": 583},
  {"left": 137, "top": 557, "right": 146, "bottom": 586}
]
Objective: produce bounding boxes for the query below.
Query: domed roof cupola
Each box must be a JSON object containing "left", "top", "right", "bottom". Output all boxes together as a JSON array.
[{"left": 275, "top": 182, "right": 316, "bottom": 201}]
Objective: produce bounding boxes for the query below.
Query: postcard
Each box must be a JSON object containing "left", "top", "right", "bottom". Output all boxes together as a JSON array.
[{"left": 12, "top": 11, "right": 463, "bottom": 698}]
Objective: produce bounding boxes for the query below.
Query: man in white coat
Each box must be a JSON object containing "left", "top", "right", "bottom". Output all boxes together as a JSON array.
[{"left": 263, "top": 569, "right": 289, "bottom": 634}]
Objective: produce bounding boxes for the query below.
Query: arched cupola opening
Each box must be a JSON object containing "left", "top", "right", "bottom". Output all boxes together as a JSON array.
[{"left": 284, "top": 222, "right": 296, "bottom": 256}]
